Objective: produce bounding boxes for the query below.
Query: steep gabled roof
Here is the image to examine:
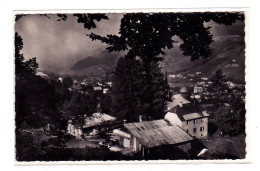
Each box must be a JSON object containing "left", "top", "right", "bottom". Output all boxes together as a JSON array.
[
  {"left": 83, "top": 113, "right": 116, "bottom": 128},
  {"left": 167, "top": 94, "right": 191, "bottom": 110},
  {"left": 168, "top": 104, "right": 209, "bottom": 121},
  {"left": 123, "top": 120, "right": 194, "bottom": 148}
]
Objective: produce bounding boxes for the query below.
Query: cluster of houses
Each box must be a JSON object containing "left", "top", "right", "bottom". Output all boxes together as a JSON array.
[{"left": 67, "top": 86, "right": 210, "bottom": 157}]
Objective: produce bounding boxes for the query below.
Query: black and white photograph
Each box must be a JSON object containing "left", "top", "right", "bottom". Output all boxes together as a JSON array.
[{"left": 14, "top": 12, "right": 246, "bottom": 161}]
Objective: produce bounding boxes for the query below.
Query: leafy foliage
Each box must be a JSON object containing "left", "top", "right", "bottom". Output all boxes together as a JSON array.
[
  {"left": 215, "top": 96, "right": 245, "bottom": 136},
  {"left": 73, "top": 14, "right": 108, "bottom": 29},
  {"left": 88, "top": 12, "right": 244, "bottom": 62},
  {"left": 89, "top": 13, "right": 243, "bottom": 121},
  {"left": 206, "top": 70, "right": 246, "bottom": 136}
]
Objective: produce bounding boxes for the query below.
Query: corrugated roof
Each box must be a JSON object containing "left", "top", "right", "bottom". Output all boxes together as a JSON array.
[{"left": 123, "top": 120, "right": 194, "bottom": 148}]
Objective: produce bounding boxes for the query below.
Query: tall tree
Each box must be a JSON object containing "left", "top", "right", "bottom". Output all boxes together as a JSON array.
[
  {"left": 88, "top": 12, "right": 244, "bottom": 121},
  {"left": 111, "top": 57, "right": 145, "bottom": 121},
  {"left": 15, "top": 33, "right": 38, "bottom": 79},
  {"left": 211, "top": 69, "right": 228, "bottom": 91},
  {"left": 111, "top": 57, "right": 170, "bottom": 121}
]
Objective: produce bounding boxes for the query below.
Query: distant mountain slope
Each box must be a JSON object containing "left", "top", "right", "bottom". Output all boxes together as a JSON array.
[
  {"left": 68, "top": 50, "right": 121, "bottom": 75},
  {"left": 68, "top": 35, "right": 245, "bottom": 83},
  {"left": 71, "top": 51, "right": 120, "bottom": 71},
  {"left": 162, "top": 35, "right": 245, "bottom": 83}
]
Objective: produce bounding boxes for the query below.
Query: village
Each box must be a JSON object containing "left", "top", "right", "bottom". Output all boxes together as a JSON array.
[{"left": 17, "top": 69, "right": 246, "bottom": 160}]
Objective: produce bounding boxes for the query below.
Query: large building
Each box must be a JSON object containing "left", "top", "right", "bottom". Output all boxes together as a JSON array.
[
  {"left": 165, "top": 104, "right": 210, "bottom": 139},
  {"left": 165, "top": 87, "right": 210, "bottom": 139},
  {"left": 113, "top": 119, "right": 194, "bottom": 155}
]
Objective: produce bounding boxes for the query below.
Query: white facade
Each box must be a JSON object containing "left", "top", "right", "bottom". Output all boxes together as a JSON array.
[
  {"left": 67, "top": 122, "right": 83, "bottom": 139},
  {"left": 165, "top": 112, "right": 209, "bottom": 139},
  {"left": 194, "top": 86, "right": 203, "bottom": 94}
]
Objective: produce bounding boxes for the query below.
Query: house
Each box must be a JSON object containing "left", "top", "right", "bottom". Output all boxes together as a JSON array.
[
  {"left": 67, "top": 112, "right": 117, "bottom": 138},
  {"left": 105, "top": 82, "right": 112, "bottom": 87},
  {"left": 93, "top": 86, "right": 102, "bottom": 91},
  {"left": 58, "top": 77, "right": 63, "bottom": 83},
  {"left": 194, "top": 85, "right": 203, "bottom": 94},
  {"left": 167, "top": 94, "right": 191, "bottom": 110},
  {"left": 169, "top": 74, "right": 176, "bottom": 79},
  {"left": 117, "top": 119, "right": 194, "bottom": 154},
  {"left": 165, "top": 104, "right": 210, "bottom": 139},
  {"left": 201, "top": 77, "right": 208, "bottom": 81},
  {"left": 227, "top": 81, "right": 236, "bottom": 88},
  {"left": 67, "top": 120, "right": 83, "bottom": 139},
  {"left": 36, "top": 71, "right": 48, "bottom": 79},
  {"left": 103, "top": 88, "right": 109, "bottom": 94},
  {"left": 111, "top": 129, "right": 132, "bottom": 148}
]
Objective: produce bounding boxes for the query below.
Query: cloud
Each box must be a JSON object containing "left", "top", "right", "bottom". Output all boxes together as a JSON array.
[
  {"left": 15, "top": 14, "right": 122, "bottom": 72},
  {"left": 15, "top": 13, "right": 244, "bottom": 73}
]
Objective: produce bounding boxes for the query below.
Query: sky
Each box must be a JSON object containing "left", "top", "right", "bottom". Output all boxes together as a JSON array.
[
  {"left": 15, "top": 13, "right": 245, "bottom": 73},
  {"left": 15, "top": 14, "right": 123, "bottom": 72}
]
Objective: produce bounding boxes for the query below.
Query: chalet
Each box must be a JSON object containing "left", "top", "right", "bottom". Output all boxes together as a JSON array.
[
  {"left": 67, "top": 104, "right": 117, "bottom": 139},
  {"left": 165, "top": 104, "right": 210, "bottom": 139},
  {"left": 114, "top": 120, "right": 194, "bottom": 155}
]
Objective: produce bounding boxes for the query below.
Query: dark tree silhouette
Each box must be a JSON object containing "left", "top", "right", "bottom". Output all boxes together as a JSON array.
[
  {"left": 15, "top": 33, "right": 38, "bottom": 79},
  {"left": 88, "top": 12, "right": 244, "bottom": 121},
  {"left": 211, "top": 69, "right": 228, "bottom": 90}
]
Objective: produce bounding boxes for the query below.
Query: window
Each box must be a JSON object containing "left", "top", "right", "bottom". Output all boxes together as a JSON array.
[
  {"left": 186, "top": 121, "right": 189, "bottom": 125},
  {"left": 186, "top": 129, "right": 189, "bottom": 133},
  {"left": 193, "top": 120, "right": 197, "bottom": 124},
  {"left": 193, "top": 128, "right": 196, "bottom": 133},
  {"left": 200, "top": 126, "right": 204, "bottom": 131}
]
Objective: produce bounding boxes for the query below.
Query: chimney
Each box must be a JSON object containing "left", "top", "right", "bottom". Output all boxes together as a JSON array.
[
  {"left": 179, "top": 102, "right": 183, "bottom": 107},
  {"left": 139, "top": 115, "right": 143, "bottom": 122}
]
